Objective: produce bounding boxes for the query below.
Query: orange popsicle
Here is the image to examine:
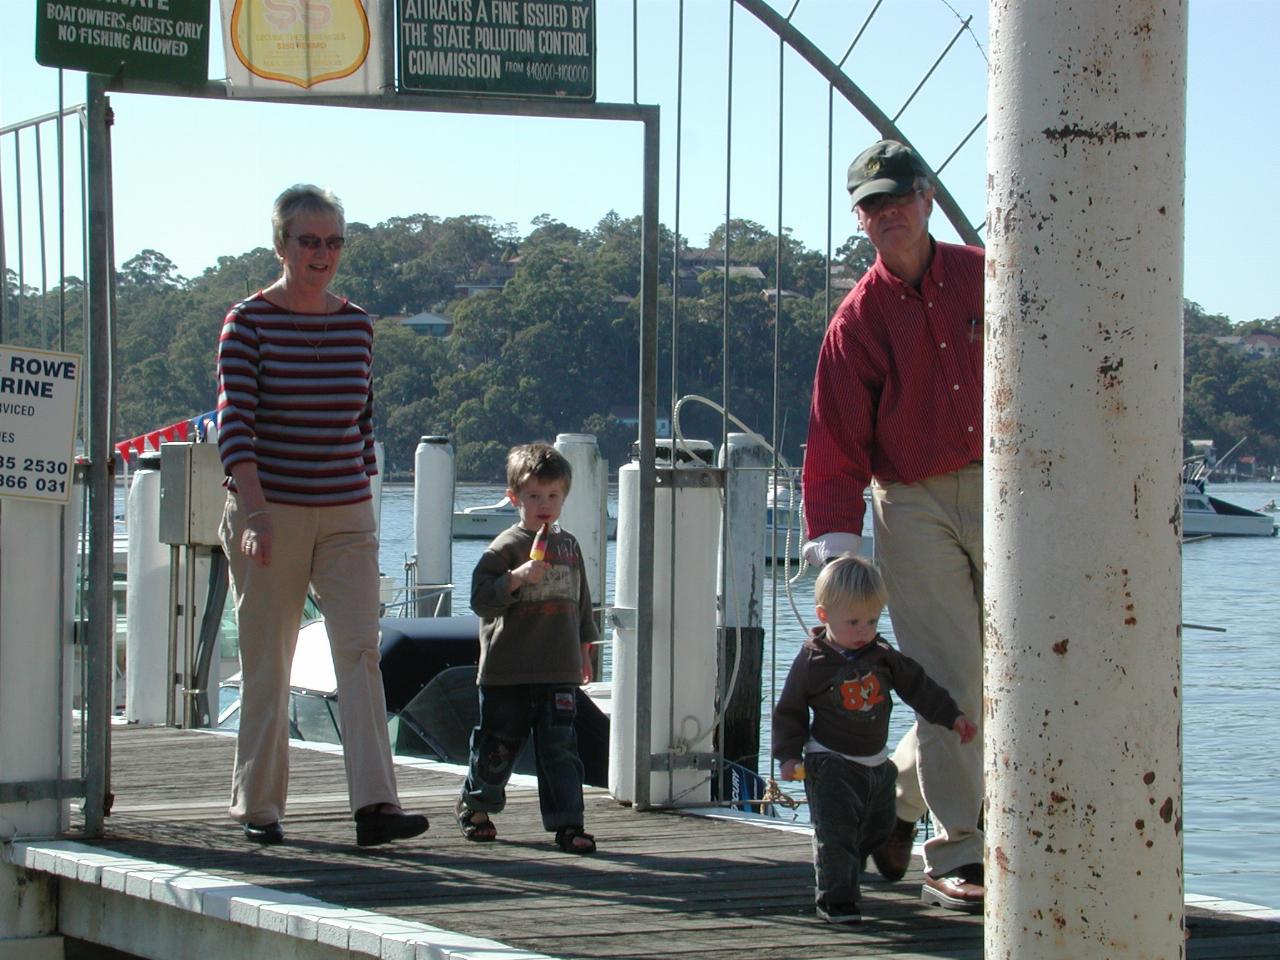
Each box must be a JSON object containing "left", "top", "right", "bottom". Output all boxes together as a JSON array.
[{"left": 530, "top": 521, "right": 549, "bottom": 561}]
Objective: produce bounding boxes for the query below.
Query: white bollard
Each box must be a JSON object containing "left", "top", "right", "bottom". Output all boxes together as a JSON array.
[
  {"left": 717, "top": 432, "right": 769, "bottom": 631},
  {"left": 716, "top": 433, "right": 770, "bottom": 776},
  {"left": 609, "top": 442, "right": 719, "bottom": 805},
  {"left": 125, "top": 453, "right": 168, "bottom": 723},
  {"left": 554, "top": 433, "right": 608, "bottom": 631},
  {"left": 985, "top": 2, "right": 1187, "bottom": 954},
  {"left": 413, "top": 436, "right": 454, "bottom": 616}
]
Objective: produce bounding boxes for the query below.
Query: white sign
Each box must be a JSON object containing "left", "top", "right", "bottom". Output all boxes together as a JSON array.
[
  {"left": 219, "top": 0, "right": 386, "bottom": 97},
  {"left": 0, "top": 344, "right": 82, "bottom": 504}
]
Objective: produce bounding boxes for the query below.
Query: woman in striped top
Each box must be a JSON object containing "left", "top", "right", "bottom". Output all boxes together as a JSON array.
[{"left": 216, "top": 184, "right": 428, "bottom": 848}]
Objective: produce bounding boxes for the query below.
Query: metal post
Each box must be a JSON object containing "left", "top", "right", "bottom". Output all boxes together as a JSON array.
[
  {"left": 83, "top": 75, "right": 114, "bottom": 836},
  {"left": 632, "top": 107, "right": 659, "bottom": 811},
  {"left": 985, "top": 4, "right": 1187, "bottom": 955}
]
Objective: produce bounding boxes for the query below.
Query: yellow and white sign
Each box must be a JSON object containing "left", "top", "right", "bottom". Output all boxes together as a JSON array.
[
  {"left": 220, "top": 0, "right": 385, "bottom": 96},
  {"left": 0, "top": 344, "right": 81, "bottom": 504}
]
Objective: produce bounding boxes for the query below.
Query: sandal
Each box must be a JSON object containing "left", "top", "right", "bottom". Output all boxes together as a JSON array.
[
  {"left": 455, "top": 801, "right": 497, "bottom": 842},
  {"left": 554, "top": 825, "right": 596, "bottom": 854}
]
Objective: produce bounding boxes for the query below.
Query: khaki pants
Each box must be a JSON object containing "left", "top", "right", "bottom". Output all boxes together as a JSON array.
[
  {"left": 872, "top": 464, "right": 983, "bottom": 875},
  {"left": 221, "top": 494, "right": 399, "bottom": 825}
]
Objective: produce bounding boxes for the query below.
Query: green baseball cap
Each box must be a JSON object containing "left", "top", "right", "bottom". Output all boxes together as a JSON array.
[{"left": 847, "top": 140, "right": 930, "bottom": 209}]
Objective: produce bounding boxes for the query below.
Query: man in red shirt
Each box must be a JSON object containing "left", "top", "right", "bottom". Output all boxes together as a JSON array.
[{"left": 801, "top": 140, "right": 985, "bottom": 911}]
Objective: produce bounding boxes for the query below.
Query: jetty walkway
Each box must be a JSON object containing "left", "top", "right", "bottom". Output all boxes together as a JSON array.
[{"left": 8, "top": 726, "right": 1278, "bottom": 960}]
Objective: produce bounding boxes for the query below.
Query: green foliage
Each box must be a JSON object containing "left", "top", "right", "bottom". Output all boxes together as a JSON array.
[
  {"left": 1183, "top": 298, "right": 1280, "bottom": 467},
  {"left": 46, "top": 211, "right": 1275, "bottom": 481}
]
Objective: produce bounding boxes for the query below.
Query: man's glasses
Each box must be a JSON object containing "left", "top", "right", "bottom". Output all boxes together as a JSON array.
[
  {"left": 856, "top": 190, "right": 919, "bottom": 215},
  {"left": 289, "top": 233, "right": 345, "bottom": 251}
]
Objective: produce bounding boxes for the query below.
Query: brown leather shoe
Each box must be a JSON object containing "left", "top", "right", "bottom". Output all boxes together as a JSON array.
[
  {"left": 870, "top": 817, "right": 917, "bottom": 882},
  {"left": 921, "top": 863, "right": 984, "bottom": 912}
]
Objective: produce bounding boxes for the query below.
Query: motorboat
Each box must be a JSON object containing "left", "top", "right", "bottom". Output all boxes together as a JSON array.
[
  {"left": 451, "top": 498, "right": 520, "bottom": 539},
  {"left": 452, "top": 498, "right": 618, "bottom": 540},
  {"left": 215, "top": 614, "right": 612, "bottom": 786},
  {"left": 1182, "top": 458, "right": 1278, "bottom": 538}
]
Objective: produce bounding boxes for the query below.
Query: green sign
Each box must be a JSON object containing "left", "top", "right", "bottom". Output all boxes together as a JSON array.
[
  {"left": 399, "top": 0, "right": 594, "bottom": 100},
  {"left": 35, "top": 0, "right": 210, "bottom": 84}
]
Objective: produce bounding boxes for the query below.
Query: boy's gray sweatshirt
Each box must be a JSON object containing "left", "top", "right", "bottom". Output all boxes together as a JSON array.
[{"left": 470, "top": 523, "right": 598, "bottom": 686}]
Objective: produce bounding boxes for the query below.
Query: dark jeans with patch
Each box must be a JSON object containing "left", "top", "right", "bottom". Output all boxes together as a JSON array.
[
  {"left": 460, "top": 683, "right": 585, "bottom": 831},
  {"left": 806, "top": 752, "right": 898, "bottom": 913}
]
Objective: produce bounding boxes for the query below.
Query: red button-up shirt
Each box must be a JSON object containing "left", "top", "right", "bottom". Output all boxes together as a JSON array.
[{"left": 802, "top": 240, "right": 985, "bottom": 538}]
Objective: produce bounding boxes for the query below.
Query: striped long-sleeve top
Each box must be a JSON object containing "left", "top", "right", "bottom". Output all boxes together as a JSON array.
[{"left": 216, "top": 292, "right": 378, "bottom": 506}]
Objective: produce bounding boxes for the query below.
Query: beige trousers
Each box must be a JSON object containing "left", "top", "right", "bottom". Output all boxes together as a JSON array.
[
  {"left": 221, "top": 494, "right": 399, "bottom": 824},
  {"left": 872, "top": 464, "right": 984, "bottom": 875}
]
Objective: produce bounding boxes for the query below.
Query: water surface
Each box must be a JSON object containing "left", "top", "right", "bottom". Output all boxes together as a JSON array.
[{"left": 377, "top": 479, "right": 1280, "bottom": 908}]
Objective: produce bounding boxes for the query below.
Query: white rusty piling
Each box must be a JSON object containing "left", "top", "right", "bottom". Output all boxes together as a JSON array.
[{"left": 985, "top": 3, "right": 1187, "bottom": 957}]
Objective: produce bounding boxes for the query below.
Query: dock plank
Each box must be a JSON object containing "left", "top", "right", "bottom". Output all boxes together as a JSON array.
[{"left": 68, "top": 726, "right": 1279, "bottom": 960}]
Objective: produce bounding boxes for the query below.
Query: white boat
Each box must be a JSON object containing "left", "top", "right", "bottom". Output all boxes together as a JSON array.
[
  {"left": 764, "top": 478, "right": 875, "bottom": 564},
  {"left": 452, "top": 498, "right": 618, "bottom": 540},
  {"left": 1183, "top": 459, "right": 1278, "bottom": 538}
]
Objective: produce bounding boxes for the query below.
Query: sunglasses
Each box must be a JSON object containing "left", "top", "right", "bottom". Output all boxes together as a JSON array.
[
  {"left": 289, "top": 233, "right": 346, "bottom": 251},
  {"left": 857, "top": 190, "right": 919, "bottom": 215}
]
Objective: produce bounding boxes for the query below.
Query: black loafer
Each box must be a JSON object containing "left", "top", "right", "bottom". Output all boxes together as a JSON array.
[
  {"left": 355, "top": 809, "right": 429, "bottom": 847},
  {"left": 243, "top": 821, "right": 284, "bottom": 845}
]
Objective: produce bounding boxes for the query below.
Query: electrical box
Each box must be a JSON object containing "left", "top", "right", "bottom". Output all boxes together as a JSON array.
[{"left": 158, "top": 442, "right": 225, "bottom": 546}]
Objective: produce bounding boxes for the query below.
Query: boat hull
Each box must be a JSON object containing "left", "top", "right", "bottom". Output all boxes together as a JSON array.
[{"left": 1183, "top": 494, "right": 1277, "bottom": 537}]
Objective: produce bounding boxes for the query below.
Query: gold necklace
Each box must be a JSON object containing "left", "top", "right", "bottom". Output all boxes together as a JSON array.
[
  {"left": 291, "top": 316, "right": 329, "bottom": 361},
  {"left": 269, "top": 284, "right": 333, "bottom": 360}
]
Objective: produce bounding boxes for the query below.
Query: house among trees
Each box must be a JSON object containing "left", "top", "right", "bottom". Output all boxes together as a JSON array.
[
  {"left": 399, "top": 310, "right": 452, "bottom": 337},
  {"left": 455, "top": 258, "right": 518, "bottom": 298},
  {"left": 1213, "top": 331, "right": 1280, "bottom": 358}
]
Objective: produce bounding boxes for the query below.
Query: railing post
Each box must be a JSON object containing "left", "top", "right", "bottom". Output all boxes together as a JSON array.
[{"left": 84, "top": 73, "right": 115, "bottom": 836}]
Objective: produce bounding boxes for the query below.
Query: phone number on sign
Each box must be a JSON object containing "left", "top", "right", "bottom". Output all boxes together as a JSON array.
[
  {"left": 0, "top": 474, "right": 66, "bottom": 493},
  {"left": 0, "top": 455, "right": 69, "bottom": 475},
  {"left": 0, "top": 453, "right": 70, "bottom": 493}
]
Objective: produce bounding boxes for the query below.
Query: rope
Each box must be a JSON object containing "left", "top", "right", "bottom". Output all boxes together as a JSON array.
[{"left": 759, "top": 776, "right": 805, "bottom": 810}]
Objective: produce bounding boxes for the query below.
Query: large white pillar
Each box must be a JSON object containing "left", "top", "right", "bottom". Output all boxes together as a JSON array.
[
  {"left": 1, "top": 498, "right": 74, "bottom": 959},
  {"left": 985, "top": 4, "right": 1187, "bottom": 957}
]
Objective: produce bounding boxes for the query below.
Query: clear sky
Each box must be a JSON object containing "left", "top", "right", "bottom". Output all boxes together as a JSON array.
[{"left": 1, "top": 1, "right": 1275, "bottom": 324}]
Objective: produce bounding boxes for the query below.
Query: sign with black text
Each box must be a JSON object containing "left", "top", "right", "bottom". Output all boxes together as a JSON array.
[
  {"left": 0, "top": 345, "right": 81, "bottom": 504},
  {"left": 398, "top": 0, "right": 594, "bottom": 99},
  {"left": 35, "top": 0, "right": 210, "bottom": 84}
]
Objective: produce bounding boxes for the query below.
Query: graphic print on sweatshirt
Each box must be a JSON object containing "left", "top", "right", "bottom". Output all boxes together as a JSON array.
[{"left": 839, "top": 672, "right": 886, "bottom": 712}]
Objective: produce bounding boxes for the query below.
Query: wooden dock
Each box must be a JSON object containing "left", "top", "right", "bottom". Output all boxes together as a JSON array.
[{"left": 12, "top": 726, "right": 1279, "bottom": 960}]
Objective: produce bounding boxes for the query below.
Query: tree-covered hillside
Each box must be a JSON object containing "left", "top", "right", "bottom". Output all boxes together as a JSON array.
[{"left": 3, "top": 213, "right": 1278, "bottom": 479}]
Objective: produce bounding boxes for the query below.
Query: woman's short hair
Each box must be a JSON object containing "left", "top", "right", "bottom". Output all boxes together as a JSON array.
[
  {"left": 506, "top": 442, "right": 573, "bottom": 494},
  {"left": 814, "top": 554, "right": 888, "bottom": 609},
  {"left": 272, "top": 184, "right": 345, "bottom": 251}
]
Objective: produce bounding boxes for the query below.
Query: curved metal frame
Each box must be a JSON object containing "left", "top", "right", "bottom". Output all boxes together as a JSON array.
[{"left": 734, "top": 0, "right": 983, "bottom": 248}]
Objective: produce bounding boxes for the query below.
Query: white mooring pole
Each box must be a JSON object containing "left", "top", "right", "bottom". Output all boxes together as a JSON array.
[{"left": 985, "top": 4, "right": 1187, "bottom": 957}]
